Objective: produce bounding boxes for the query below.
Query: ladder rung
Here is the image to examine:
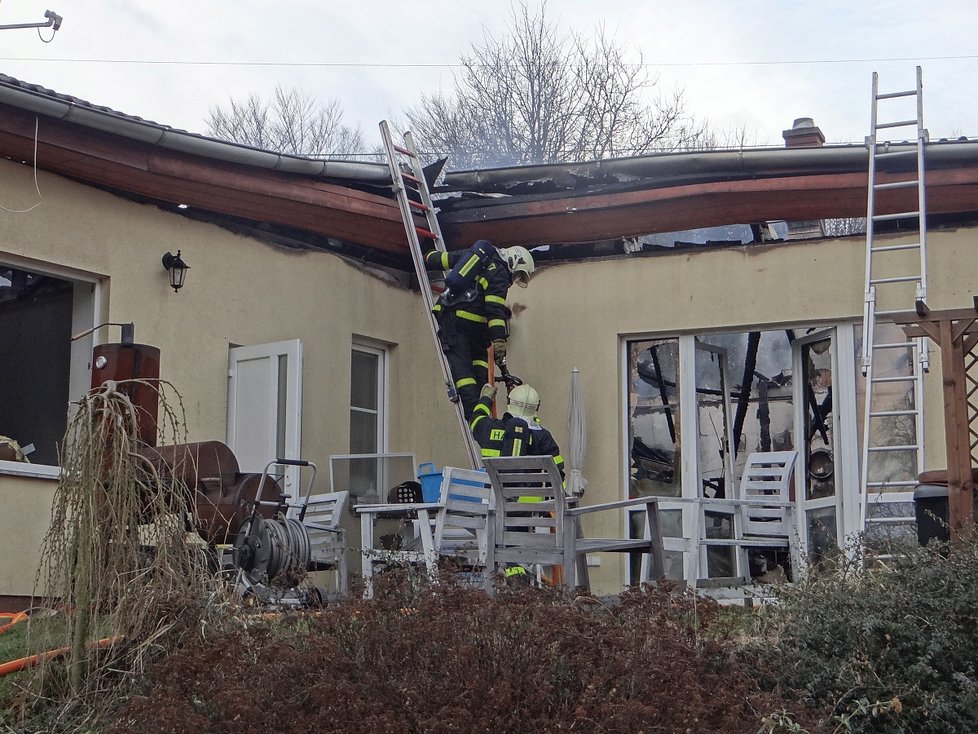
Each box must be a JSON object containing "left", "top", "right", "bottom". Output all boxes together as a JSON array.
[
  {"left": 393, "top": 144, "right": 417, "bottom": 158},
  {"left": 415, "top": 226, "right": 438, "bottom": 240},
  {"left": 864, "top": 515, "right": 915, "bottom": 524},
  {"left": 869, "top": 409, "right": 919, "bottom": 417},
  {"left": 870, "top": 375, "right": 917, "bottom": 384},
  {"left": 408, "top": 199, "right": 429, "bottom": 213},
  {"left": 874, "top": 179, "right": 919, "bottom": 190},
  {"left": 873, "top": 210, "right": 919, "bottom": 222},
  {"left": 877, "top": 119, "right": 918, "bottom": 129},
  {"left": 866, "top": 480, "right": 919, "bottom": 488},
  {"left": 869, "top": 341, "right": 915, "bottom": 349},
  {"left": 874, "top": 149, "right": 917, "bottom": 159},
  {"left": 876, "top": 308, "right": 918, "bottom": 317},
  {"left": 870, "top": 275, "right": 919, "bottom": 285},
  {"left": 871, "top": 242, "right": 920, "bottom": 253},
  {"left": 876, "top": 89, "right": 917, "bottom": 100},
  {"left": 867, "top": 444, "right": 919, "bottom": 452},
  {"left": 401, "top": 170, "right": 422, "bottom": 185}
]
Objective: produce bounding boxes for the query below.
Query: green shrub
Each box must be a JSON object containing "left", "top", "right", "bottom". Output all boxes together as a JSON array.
[{"left": 754, "top": 538, "right": 978, "bottom": 733}]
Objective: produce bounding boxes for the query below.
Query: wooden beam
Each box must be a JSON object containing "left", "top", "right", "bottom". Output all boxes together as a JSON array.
[{"left": 439, "top": 167, "right": 978, "bottom": 247}]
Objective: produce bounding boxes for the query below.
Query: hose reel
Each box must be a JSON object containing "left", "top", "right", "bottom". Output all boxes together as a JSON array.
[{"left": 232, "top": 516, "right": 311, "bottom": 588}]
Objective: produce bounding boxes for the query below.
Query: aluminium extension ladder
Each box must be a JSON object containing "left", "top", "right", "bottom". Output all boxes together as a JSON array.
[
  {"left": 858, "top": 66, "right": 928, "bottom": 541},
  {"left": 379, "top": 121, "right": 482, "bottom": 468}
]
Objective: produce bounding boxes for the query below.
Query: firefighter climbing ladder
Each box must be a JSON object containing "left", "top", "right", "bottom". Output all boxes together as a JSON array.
[
  {"left": 859, "top": 66, "right": 928, "bottom": 539},
  {"left": 380, "top": 121, "right": 482, "bottom": 468}
]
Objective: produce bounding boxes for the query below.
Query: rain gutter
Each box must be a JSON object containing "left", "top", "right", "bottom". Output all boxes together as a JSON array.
[
  {"left": 0, "top": 75, "right": 392, "bottom": 185},
  {"left": 443, "top": 142, "right": 978, "bottom": 191}
]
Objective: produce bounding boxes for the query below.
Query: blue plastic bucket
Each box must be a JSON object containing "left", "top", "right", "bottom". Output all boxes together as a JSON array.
[{"left": 418, "top": 462, "right": 443, "bottom": 502}]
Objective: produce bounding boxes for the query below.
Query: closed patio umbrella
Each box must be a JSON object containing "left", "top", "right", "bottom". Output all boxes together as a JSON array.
[{"left": 567, "top": 367, "right": 588, "bottom": 497}]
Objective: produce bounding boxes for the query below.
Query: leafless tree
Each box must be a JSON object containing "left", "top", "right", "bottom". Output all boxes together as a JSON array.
[
  {"left": 206, "top": 85, "right": 367, "bottom": 160},
  {"left": 405, "top": 2, "right": 712, "bottom": 168}
]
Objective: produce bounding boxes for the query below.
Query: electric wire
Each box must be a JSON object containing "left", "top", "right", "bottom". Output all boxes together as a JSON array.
[
  {"left": 0, "top": 115, "right": 43, "bottom": 213},
  {"left": 2, "top": 54, "right": 978, "bottom": 68}
]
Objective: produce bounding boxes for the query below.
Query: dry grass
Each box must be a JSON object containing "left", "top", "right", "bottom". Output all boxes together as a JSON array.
[{"left": 9, "top": 380, "right": 217, "bottom": 732}]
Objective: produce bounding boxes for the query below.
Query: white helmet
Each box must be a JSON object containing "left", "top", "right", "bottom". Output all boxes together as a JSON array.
[
  {"left": 500, "top": 246, "right": 535, "bottom": 288},
  {"left": 507, "top": 383, "right": 540, "bottom": 420}
]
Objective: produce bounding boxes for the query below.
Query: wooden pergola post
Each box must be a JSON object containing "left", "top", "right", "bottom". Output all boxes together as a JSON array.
[{"left": 893, "top": 300, "right": 978, "bottom": 541}]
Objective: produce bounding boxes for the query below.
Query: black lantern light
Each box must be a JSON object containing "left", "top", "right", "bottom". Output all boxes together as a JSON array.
[{"left": 161, "top": 250, "right": 189, "bottom": 292}]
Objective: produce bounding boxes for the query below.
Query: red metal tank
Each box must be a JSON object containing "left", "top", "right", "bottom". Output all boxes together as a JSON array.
[{"left": 91, "top": 343, "right": 161, "bottom": 446}]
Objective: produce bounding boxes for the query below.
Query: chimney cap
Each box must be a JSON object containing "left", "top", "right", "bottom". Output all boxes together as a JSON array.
[{"left": 783, "top": 117, "right": 825, "bottom": 147}]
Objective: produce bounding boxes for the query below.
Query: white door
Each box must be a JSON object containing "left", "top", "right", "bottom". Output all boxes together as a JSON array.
[
  {"left": 792, "top": 328, "right": 845, "bottom": 562},
  {"left": 227, "top": 339, "right": 303, "bottom": 493},
  {"left": 692, "top": 340, "right": 739, "bottom": 581}
]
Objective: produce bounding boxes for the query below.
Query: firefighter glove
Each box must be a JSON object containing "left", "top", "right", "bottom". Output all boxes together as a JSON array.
[
  {"left": 480, "top": 383, "right": 498, "bottom": 402},
  {"left": 492, "top": 339, "right": 507, "bottom": 364}
]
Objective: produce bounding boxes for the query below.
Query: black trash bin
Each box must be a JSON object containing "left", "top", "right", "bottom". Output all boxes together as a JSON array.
[{"left": 913, "top": 485, "right": 949, "bottom": 545}]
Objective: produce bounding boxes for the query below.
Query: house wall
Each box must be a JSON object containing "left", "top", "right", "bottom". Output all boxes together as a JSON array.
[
  {"left": 0, "top": 159, "right": 467, "bottom": 598},
  {"left": 4, "top": 154, "right": 976, "bottom": 598},
  {"left": 508, "top": 228, "right": 976, "bottom": 592}
]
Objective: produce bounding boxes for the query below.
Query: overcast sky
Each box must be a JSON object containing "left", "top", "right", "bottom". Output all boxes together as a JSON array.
[{"left": 2, "top": 0, "right": 977, "bottom": 159}]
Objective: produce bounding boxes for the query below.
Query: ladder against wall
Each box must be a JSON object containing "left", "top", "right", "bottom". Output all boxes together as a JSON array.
[
  {"left": 379, "top": 122, "right": 482, "bottom": 468},
  {"left": 859, "top": 67, "right": 928, "bottom": 543}
]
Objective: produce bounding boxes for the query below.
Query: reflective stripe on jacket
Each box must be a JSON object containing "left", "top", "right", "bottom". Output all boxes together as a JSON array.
[{"left": 425, "top": 247, "right": 512, "bottom": 342}]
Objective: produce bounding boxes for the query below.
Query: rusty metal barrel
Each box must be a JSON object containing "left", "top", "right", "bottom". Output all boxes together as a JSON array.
[
  {"left": 140, "top": 440, "right": 285, "bottom": 545},
  {"left": 91, "top": 342, "right": 161, "bottom": 446}
]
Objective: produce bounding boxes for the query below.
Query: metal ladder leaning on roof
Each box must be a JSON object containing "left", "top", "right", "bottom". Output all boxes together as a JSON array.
[
  {"left": 379, "top": 120, "right": 481, "bottom": 468},
  {"left": 858, "top": 66, "right": 929, "bottom": 543}
]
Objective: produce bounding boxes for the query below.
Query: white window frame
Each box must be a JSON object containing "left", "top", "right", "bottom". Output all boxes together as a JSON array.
[
  {"left": 622, "top": 324, "right": 862, "bottom": 585},
  {"left": 350, "top": 341, "right": 388, "bottom": 456},
  {"left": 0, "top": 255, "right": 101, "bottom": 476}
]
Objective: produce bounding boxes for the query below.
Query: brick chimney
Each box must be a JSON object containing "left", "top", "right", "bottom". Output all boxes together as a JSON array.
[
  {"left": 783, "top": 117, "right": 826, "bottom": 239},
  {"left": 782, "top": 117, "right": 825, "bottom": 148}
]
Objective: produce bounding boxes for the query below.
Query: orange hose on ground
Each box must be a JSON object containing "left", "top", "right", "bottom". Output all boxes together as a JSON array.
[
  {"left": 0, "top": 612, "right": 29, "bottom": 635},
  {"left": 0, "top": 636, "right": 123, "bottom": 677}
]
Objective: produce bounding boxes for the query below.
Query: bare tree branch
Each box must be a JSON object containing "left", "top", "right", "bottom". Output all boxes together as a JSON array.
[
  {"left": 206, "top": 85, "right": 367, "bottom": 160},
  {"left": 406, "top": 1, "right": 714, "bottom": 167}
]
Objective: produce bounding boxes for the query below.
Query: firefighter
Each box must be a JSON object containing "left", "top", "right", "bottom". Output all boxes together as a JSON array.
[
  {"left": 470, "top": 383, "right": 564, "bottom": 483},
  {"left": 505, "top": 383, "right": 565, "bottom": 483},
  {"left": 425, "top": 240, "right": 535, "bottom": 419},
  {"left": 469, "top": 383, "right": 531, "bottom": 459}
]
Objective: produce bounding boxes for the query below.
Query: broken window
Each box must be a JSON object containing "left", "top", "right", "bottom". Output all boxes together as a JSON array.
[
  {"left": 0, "top": 263, "right": 95, "bottom": 468},
  {"left": 626, "top": 338, "right": 682, "bottom": 580}
]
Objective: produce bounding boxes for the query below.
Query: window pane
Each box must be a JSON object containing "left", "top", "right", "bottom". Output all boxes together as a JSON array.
[
  {"left": 628, "top": 339, "right": 680, "bottom": 499},
  {"left": 350, "top": 410, "right": 377, "bottom": 454},
  {"left": 350, "top": 350, "right": 378, "bottom": 410},
  {"left": 0, "top": 266, "right": 73, "bottom": 466}
]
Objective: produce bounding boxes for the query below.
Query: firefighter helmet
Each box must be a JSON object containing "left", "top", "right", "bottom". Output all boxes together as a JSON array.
[
  {"left": 507, "top": 383, "right": 541, "bottom": 420},
  {"left": 500, "top": 246, "right": 535, "bottom": 288}
]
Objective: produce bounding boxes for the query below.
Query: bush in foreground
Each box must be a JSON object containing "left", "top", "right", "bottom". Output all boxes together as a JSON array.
[
  {"left": 754, "top": 538, "right": 978, "bottom": 733},
  {"left": 109, "top": 573, "right": 820, "bottom": 733}
]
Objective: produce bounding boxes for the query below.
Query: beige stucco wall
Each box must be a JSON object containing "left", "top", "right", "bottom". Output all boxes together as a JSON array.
[
  {"left": 0, "top": 474, "right": 58, "bottom": 596},
  {"left": 507, "top": 227, "right": 977, "bottom": 591},
  {"left": 0, "top": 159, "right": 466, "bottom": 596}
]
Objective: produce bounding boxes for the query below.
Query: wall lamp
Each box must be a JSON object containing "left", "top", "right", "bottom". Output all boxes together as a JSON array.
[{"left": 161, "top": 250, "right": 190, "bottom": 292}]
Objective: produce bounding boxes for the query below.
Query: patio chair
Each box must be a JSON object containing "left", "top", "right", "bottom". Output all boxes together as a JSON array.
[
  {"left": 295, "top": 490, "right": 350, "bottom": 597},
  {"left": 697, "top": 451, "right": 798, "bottom": 584},
  {"left": 482, "top": 456, "right": 665, "bottom": 592}
]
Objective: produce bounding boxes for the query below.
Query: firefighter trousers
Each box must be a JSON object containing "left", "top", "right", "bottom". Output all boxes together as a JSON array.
[{"left": 438, "top": 317, "right": 489, "bottom": 420}]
